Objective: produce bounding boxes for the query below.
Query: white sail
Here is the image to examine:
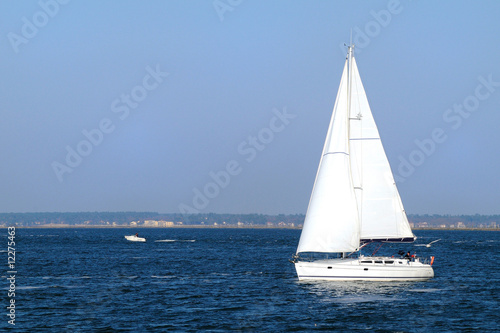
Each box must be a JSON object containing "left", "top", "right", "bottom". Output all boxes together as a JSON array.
[
  {"left": 296, "top": 58, "right": 360, "bottom": 254},
  {"left": 293, "top": 44, "right": 434, "bottom": 282},
  {"left": 348, "top": 57, "right": 415, "bottom": 242},
  {"left": 296, "top": 46, "right": 414, "bottom": 256}
]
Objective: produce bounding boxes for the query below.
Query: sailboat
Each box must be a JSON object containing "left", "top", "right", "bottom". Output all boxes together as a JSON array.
[{"left": 292, "top": 44, "right": 434, "bottom": 281}]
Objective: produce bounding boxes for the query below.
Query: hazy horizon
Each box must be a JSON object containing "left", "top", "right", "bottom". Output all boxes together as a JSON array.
[
  {"left": 2, "top": 1, "right": 500, "bottom": 215},
  {"left": 1, "top": 211, "right": 498, "bottom": 217}
]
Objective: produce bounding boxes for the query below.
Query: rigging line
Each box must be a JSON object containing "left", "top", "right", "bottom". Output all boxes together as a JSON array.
[{"left": 372, "top": 243, "right": 384, "bottom": 256}]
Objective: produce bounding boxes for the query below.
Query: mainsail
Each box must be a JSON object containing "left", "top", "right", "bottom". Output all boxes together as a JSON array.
[{"left": 296, "top": 45, "right": 414, "bottom": 255}]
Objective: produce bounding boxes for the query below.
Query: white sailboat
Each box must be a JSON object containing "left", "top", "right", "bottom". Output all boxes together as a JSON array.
[{"left": 293, "top": 44, "right": 434, "bottom": 281}]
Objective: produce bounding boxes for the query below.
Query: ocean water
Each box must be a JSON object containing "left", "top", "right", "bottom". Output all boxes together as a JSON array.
[{"left": 3, "top": 228, "right": 499, "bottom": 332}]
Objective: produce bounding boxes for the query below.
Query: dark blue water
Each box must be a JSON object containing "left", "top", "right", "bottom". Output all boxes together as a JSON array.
[{"left": 4, "top": 228, "right": 499, "bottom": 332}]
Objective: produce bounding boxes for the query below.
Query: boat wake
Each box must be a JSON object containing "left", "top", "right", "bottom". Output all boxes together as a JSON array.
[
  {"left": 154, "top": 239, "right": 195, "bottom": 242},
  {"left": 334, "top": 295, "right": 397, "bottom": 304}
]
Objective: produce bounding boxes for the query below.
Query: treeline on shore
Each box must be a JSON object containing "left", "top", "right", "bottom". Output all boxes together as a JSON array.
[{"left": 0, "top": 212, "right": 499, "bottom": 228}]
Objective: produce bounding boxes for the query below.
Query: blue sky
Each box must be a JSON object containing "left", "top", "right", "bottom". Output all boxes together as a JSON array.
[{"left": 1, "top": 0, "right": 499, "bottom": 214}]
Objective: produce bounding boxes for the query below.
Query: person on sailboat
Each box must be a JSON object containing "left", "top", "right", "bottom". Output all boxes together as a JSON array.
[
  {"left": 135, "top": 233, "right": 139, "bottom": 237},
  {"left": 404, "top": 251, "right": 411, "bottom": 260}
]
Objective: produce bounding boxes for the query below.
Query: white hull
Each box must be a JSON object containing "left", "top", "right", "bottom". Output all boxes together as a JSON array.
[
  {"left": 125, "top": 235, "right": 146, "bottom": 242},
  {"left": 295, "top": 257, "right": 434, "bottom": 281}
]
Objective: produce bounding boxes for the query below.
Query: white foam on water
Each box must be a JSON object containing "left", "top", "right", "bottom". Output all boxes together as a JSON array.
[
  {"left": 151, "top": 275, "right": 175, "bottom": 279},
  {"left": 15, "top": 286, "right": 48, "bottom": 290},
  {"left": 409, "top": 288, "right": 442, "bottom": 293},
  {"left": 334, "top": 295, "right": 397, "bottom": 304}
]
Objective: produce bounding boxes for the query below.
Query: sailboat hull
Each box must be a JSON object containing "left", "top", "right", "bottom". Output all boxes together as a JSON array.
[{"left": 295, "top": 257, "right": 434, "bottom": 281}]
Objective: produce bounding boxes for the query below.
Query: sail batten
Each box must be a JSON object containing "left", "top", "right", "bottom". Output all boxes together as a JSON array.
[
  {"left": 323, "top": 152, "right": 349, "bottom": 156},
  {"left": 296, "top": 45, "right": 414, "bottom": 255}
]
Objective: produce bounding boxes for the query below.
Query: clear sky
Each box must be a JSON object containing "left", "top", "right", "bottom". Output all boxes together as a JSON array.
[{"left": 1, "top": 0, "right": 499, "bottom": 215}]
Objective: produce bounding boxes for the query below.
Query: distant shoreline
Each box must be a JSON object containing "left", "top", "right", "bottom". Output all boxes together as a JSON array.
[
  {"left": 2, "top": 213, "right": 498, "bottom": 229},
  {"left": 4, "top": 225, "right": 499, "bottom": 231}
]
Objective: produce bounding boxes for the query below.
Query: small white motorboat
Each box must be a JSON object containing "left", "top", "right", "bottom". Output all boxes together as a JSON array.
[{"left": 125, "top": 235, "right": 146, "bottom": 242}]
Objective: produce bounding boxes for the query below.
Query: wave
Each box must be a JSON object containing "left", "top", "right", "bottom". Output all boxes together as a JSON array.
[
  {"left": 409, "top": 288, "right": 442, "bottom": 293},
  {"left": 151, "top": 275, "right": 175, "bottom": 279},
  {"left": 334, "top": 295, "right": 397, "bottom": 304},
  {"left": 15, "top": 286, "right": 49, "bottom": 290},
  {"left": 40, "top": 276, "right": 91, "bottom": 280},
  {"left": 25, "top": 235, "right": 60, "bottom": 237},
  {"left": 154, "top": 239, "right": 196, "bottom": 242}
]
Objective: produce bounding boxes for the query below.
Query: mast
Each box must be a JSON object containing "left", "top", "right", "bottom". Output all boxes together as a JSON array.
[
  {"left": 347, "top": 43, "right": 354, "bottom": 119},
  {"left": 347, "top": 43, "right": 364, "bottom": 238},
  {"left": 346, "top": 43, "right": 359, "bottom": 253}
]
